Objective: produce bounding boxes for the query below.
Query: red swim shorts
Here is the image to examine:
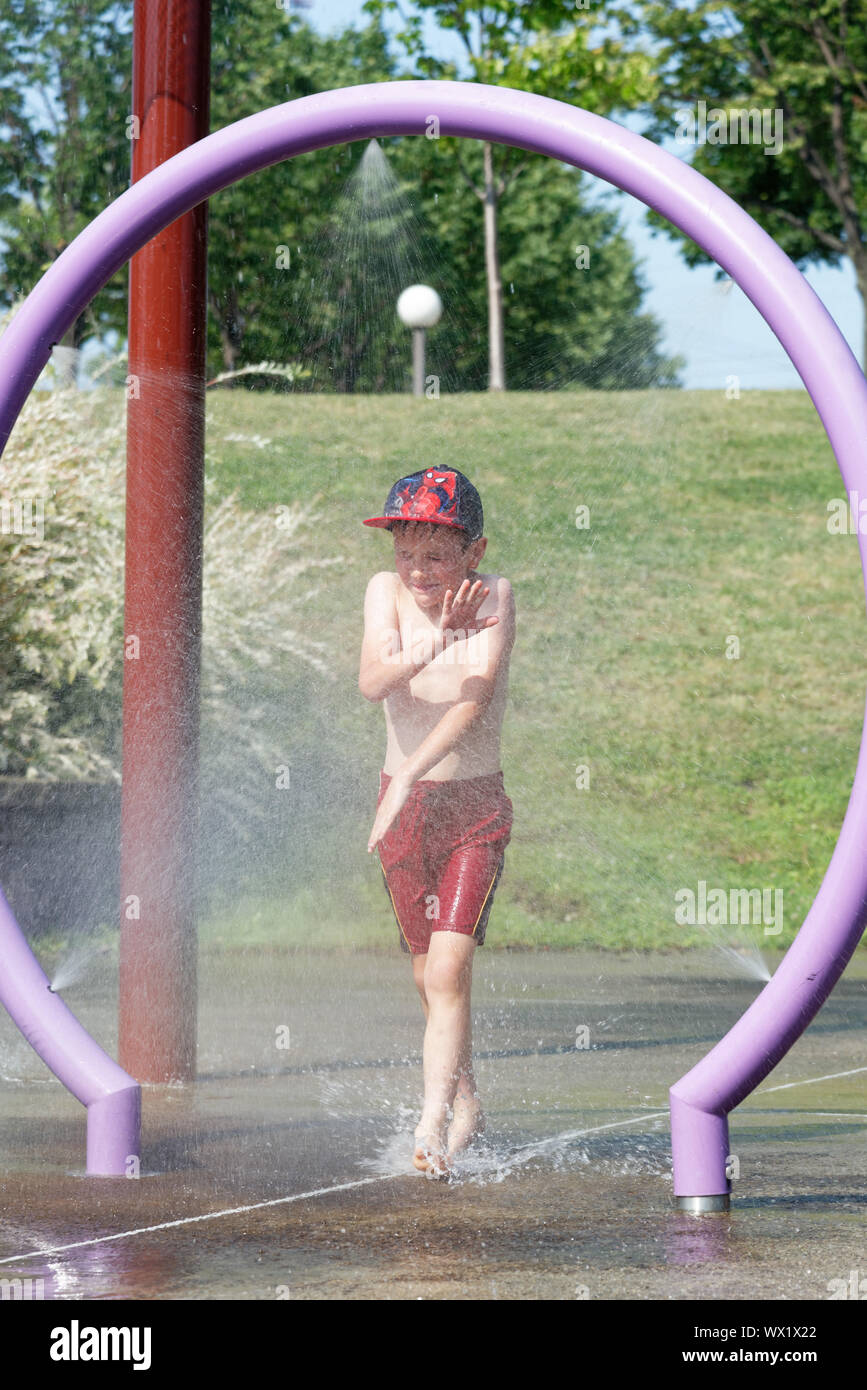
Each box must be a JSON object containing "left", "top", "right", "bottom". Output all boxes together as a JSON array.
[{"left": 376, "top": 770, "right": 513, "bottom": 955}]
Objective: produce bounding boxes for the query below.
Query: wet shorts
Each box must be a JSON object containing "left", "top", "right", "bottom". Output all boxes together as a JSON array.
[{"left": 376, "top": 770, "right": 513, "bottom": 955}]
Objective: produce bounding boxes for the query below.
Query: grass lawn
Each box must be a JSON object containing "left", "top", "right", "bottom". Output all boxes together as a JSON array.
[{"left": 190, "top": 386, "right": 866, "bottom": 956}]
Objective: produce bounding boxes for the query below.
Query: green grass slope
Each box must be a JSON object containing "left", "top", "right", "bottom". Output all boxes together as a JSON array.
[{"left": 196, "top": 388, "right": 865, "bottom": 954}]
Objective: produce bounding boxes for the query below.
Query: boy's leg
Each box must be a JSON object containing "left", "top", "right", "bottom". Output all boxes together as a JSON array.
[
  {"left": 448, "top": 1056, "right": 484, "bottom": 1157},
  {"left": 414, "top": 787, "right": 510, "bottom": 1170},
  {"left": 412, "top": 951, "right": 481, "bottom": 1157},
  {"left": 414, "top": 932, "right": 477, "bottom": 1174},
  {"left": 411, "top": 952, "right": 428, "bottom": 1012},
  {"left": 387, "top": 773, "right": 511, "bottom": 1172}
]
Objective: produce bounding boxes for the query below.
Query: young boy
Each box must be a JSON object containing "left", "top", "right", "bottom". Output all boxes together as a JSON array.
[{"left": 359, "top": 468, "right": 515, "bottom": 1178}]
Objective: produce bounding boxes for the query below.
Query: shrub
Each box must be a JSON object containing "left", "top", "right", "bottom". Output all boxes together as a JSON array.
[{"left": 0, "top": 383, "right": 341, "bottom": 845}]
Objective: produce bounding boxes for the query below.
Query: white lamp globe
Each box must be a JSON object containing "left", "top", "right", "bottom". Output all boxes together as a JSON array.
[{"left": 397, "top": 284, "right": 443, "bottom": 329}]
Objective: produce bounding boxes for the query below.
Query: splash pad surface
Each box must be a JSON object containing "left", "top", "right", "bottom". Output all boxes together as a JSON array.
[{"left": 2, "top": 947, "right": 865, "bottom": 1299}]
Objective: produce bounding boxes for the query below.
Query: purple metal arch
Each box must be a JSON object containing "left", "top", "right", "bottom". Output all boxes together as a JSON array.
[
  {"left": 0, "top": 888, "right": 140, "bottom": 1175},
  {"left": 0, "top": 81, "right": 865, "bottom": 1198}
]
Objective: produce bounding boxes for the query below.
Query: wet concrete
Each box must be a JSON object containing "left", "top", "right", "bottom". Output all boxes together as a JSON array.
[{"left": 1, "top": 949, "right": 865, "bottom": 1299}]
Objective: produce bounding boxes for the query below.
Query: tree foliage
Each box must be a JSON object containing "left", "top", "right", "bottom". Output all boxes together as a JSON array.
[
  {"left": 361, "top": 0, "right": 668, "bottom": 388},
  {"left": 0, "top": 0, "right": 133, "bottom": 342},
  {"left": 206, "top": 6, "right": 403, "bottom": 377},
  {"left": 363, "top": 0, "right": 655, "bottom": 103},
  {"left": 618, "top": 0, "right": 867, "bottom": 363},
  {"left": 0, "top": 1, "right": 679, "bottom": 390},
  {"left": 387, "top": 136, "right": 681, "bottom": 389}
]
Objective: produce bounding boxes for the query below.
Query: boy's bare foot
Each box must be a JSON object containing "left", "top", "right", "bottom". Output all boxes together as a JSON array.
[
  {"left": 447, "top": 1094, "right": 485, "bottom": 1158},
  {"left": 413, "top": 1122, "right": 451, "bottom": 1179}
]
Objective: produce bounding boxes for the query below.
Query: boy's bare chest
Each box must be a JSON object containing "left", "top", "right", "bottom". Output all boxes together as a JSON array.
[{"left": 393, "top": 581, "right": 496, "bottom": 706}]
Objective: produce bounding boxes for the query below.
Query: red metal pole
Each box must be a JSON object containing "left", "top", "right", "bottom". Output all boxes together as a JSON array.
[{"left": 119, "top": 0, "right": 210, "bottom": 1083}]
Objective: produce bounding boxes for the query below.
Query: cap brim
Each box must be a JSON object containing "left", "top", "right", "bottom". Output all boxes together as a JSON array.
[{"left": 362, "top": 516, "right": 470, "bottom": 532}]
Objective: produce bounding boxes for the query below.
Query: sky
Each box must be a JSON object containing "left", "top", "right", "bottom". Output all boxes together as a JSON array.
[{"left": 301, "top": 0, "right": 862, "bottom": 390}]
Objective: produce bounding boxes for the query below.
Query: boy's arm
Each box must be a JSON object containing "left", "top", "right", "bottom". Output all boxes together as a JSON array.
[
  {"left": 395, "top": 578, "right": 516, "bottom": 784},
  {"left": 358, "top": 571, "right": 435, "bottom": 702}
]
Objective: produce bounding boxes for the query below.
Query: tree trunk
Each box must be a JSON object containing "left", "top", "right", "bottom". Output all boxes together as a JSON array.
[
  {"left": 218, "top": 322, "right": 237, "bottom": 374},
  {"left": 483, "top": 141, "right": 506, "bottom": 391},
  {"left": 215, "top": 288, "right": 242, "bottom": 374}
]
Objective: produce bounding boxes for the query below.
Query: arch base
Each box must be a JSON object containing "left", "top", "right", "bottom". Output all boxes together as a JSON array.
[
  {"left": 670, "top": 1090, "right": 731, "bottom": 1199},
  {"left": 675, "top": 1194, "right": 731, "bottom": 1215},
  {"left": 86, "top": 1085, "right": 142, "bottom": 1177}
]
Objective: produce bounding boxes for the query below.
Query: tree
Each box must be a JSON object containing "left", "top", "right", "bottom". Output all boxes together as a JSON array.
[
  {"left": 0, "top": 3, "right": 677, "bottom": 394},
  {"left": 206, "top": 5, "right": 402, "bottom": 378},
  {"left": 387, "top": 136, "right": 682, "bottom": 390},
  {"left": 0, "top": 3, "right": 401, "bottom": 379},
  {"left": 620, "top": 0, "right": 867, "bottom": 369},
  {"left": 0, "top": 0, "right": 133, "bottom": 376},
  {"left": 363, "top": 0, "right": 658, "bottom": 388}
]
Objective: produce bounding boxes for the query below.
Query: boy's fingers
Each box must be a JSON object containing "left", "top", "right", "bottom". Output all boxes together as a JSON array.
[{"left": 462, "top": 589, "right": 487, "bottom": 615}]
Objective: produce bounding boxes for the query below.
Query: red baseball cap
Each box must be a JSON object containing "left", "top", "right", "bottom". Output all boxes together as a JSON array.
[{"left": 363, "top": 469, "right": 484, "bottom": 540}]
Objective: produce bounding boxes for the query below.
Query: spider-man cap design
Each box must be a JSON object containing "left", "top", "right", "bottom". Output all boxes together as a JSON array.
[{"left": 362, "top": 469, "right": 483, "bottom": 541}]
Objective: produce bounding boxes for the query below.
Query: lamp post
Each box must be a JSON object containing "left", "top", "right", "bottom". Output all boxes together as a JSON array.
[{"left": 397, "top": 284, "right": 443, "bottom": 397}]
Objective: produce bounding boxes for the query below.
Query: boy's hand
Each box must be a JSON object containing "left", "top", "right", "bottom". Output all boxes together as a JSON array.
[
  {"left": 439, "top": 577, "right": 500, "bottom": 637},
  {"left": 368, "top": 769, "right": 413, "bottom": 853}
]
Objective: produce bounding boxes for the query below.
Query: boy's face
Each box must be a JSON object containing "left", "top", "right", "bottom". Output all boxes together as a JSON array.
[{"left": 392, "top": 521, "right": 485, "bottom": 613}]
